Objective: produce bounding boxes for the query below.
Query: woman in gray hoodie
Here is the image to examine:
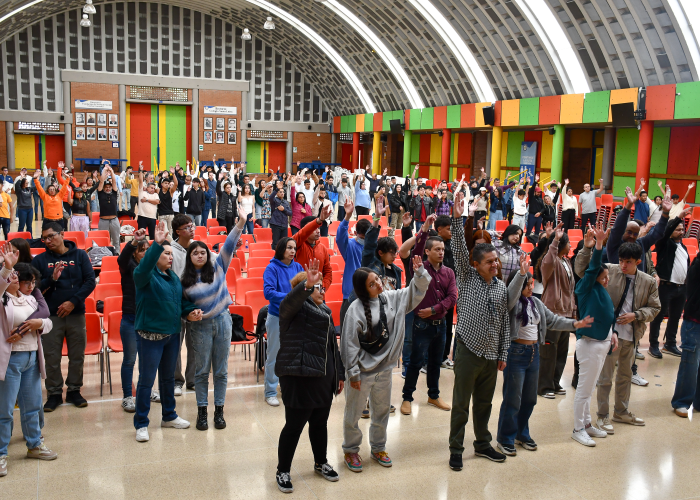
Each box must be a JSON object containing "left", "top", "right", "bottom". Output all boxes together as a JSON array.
[{"left": 340, "top": 255, "right": 430, "bottom": 473}]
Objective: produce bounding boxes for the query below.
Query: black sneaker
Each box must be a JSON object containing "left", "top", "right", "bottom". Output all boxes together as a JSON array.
[
  {"left": 214, "top": 406, "right": 226, "bottom": 429},
  {"left": 314, "top": 462, "right": 339, "bottom": 482},
  {"left": 65, "top": 391, "right": 88, "bottom": 408},
  {"left": 496, "top": 442, "right": 516, "bottom": 456},
  {"left": 196, "top": 407, "right": 208, "bottom": 431},
  {"left": 43, "top": 394, "right": 63, "bottom": 413},
  {"left": 276, "top": 470, "right": 294, "bottom": 493},
  {"left": 449, "top": 453, "right": 463, "bottom": 471},
  {"left": 475, "top": 447, "right": 506, "bottom": 462},
  {"left": 515, "top": 438, "right": 538, "bottom": 451},
  {"left": 649, "top": 345, "right": 662, "bottom": 359},
  {"left": 662, "top": 344, "right": 682, "bottom": 357}
]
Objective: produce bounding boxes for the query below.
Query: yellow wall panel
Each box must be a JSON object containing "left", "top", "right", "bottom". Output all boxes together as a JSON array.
[
  {"left": 560, "top": 94, "right": 584, "bottom": 124},
  {"left": 608, "top": 88, "right": 638, "bottom": 122},
  {"left": 429, "top": 166, "right": 441, "bottom": 180},
  {"left": 541, "top": 130, "right": 554, "bottom": 172},
  {"left": 430, "top": 134, "right": 442, "bottom": 164},
  {"left": 356, "top": 114, "right": 365, "bottom": 133},
  {"left": 501, "top": 99, "right": 520, "bottom": 126},
  {"left": 14, "top": 134, "right": 36, "bottom": 170},
  {"left": 474, "top": 102, "right": 492, "bottom": 127},
  {"left": 500, "top": 131, "right": 509, "bottom": 168}
]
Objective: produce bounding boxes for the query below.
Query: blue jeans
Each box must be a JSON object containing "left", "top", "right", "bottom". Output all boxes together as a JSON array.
[
  {"left": 415, "top": 221, "right": 423, "bottom": 233},
  {"left": 191, "top": 313, "right": 232, "bottom": 407},
  {"left": 672, "top": 321, "right": 700, "bottom": 410},
  {"left": 265, "top": 314, "right": 281, "bottom": 398},
  {"left": 487, "top": 210, "right": 503, "bottom": 230},
  {"left": 402, "top": 317, "right": 446, "bottom": 401},
  {"left": 0, "top": 218, "right": 9, "bottom": 240},
  {"left": 17, "top": 208, "right": 33, "bottom": 235},
  {"left": 497, "top": 342, "right": 539, "bottom": 446},
  {"left": 526, "top": 214, "right": 542, "bottom": 236},
  {"left": 122, "top": 187, "right": 131, "bottom": 210},
  {"left": 120, "top": 314, "right": 137, "bottom": 399},
  {"left": 260, "top": 218, "right": 270, "bottom": 228},
  {"left": 245, "top": 213, "right": 255, "bottom": 234},
  {"left": 134, "top": 333, "right": 179, "bottom": 429},
  {"left": 402, "top": 311, "right": 414, "bottom": 371},
  {"left": 32, "top": 192, "right": 43, "bottom": 218},
  {"left": 202, "top": 208, "right": 211, "bottom": 226},
  {"left": 0, "top": 351, "right": 43, "bottom": 455}
]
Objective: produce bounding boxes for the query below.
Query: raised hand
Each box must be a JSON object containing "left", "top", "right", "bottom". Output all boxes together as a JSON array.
[
  {"left": 535, "top": 173, "right": 540, "bottom": 182},
  {"left": 519, "top": 253, "right": 530, "bottom": 275},
  {"left": 412, "top": 255, "right": 423, "bottom": 272},
  {"left": 564, "top": 178, "right": 569, "bottom": 185},
  {"left": 573, "top": 316, "right": 594, "bottom": 329},
  {"left": 661, "top": 185, "right": 673, "bottom": 212},
  {"left": 402, "top": 211, "right": 413, "bottom": 227},
  {"left": 52, "top": 262, "right": 65, "bottom": 281},
  {"left": 33, "top": 169, "right": 41, "bottom": 179},
  {"left": 640, "top": 178, "right": 646, "bottom": 187},
  {"left": 477, "top": 216, "right": 486, "bottom": 230},
  {"left": 432, "top": 186, "right": 438, "bottom": 197},
  {"left": 1, "top": 244, "right": 18, "bottom": 269},
  {"left": 320, "top": 202, "right": 333, "bottom": 221},
  {"left": 592, "top": 223, "right": 609, "bottom": 248},
  {"left": 680, "top": 206, "right": 693, "bottom": 219},
  {"left": 544, "top": 221, "right": 554, "bottom": 238},
  {"left": 453, "top": 192, "right": 465, "bottom": 218},
  {"left": 154, "top": 220, "right": 169, "bottom": 244},
  {"left": 304, "top": 258, "right": 322, "bottom": 286},
  {"left": 583, "top": 226, "right": 595, "bottom": 248},
  {"left": 132, "top": 228, "right": 148, "bottom": 241},
  {"left": 553, "top": 222, "right": 565, "bottom": 241},
  {"left": 423, "top": 213, "right": 437, "bottom": 232},
  {"left": 344, "top": 197, "right": 354, "bottom": 216},
  {"left": 625, "top": 186, "right": 637, "bottom": 206},
  {"left": 469, "top": 200, "right": 478, "bottom": 216},
  {"left": 377, "top": 203, "right": 387, "bottom": 216}
]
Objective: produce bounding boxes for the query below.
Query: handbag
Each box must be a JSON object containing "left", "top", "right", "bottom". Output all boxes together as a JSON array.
[
  {"left": 357, "top": 294, "right": 390, "bottom": 354},
  {"left": 230, "top": 313, "right": 248, "bottom": 342}
]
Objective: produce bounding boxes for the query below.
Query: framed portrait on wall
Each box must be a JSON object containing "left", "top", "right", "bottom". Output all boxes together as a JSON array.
[
  {"left": 109, "top": 129, "right": 118, "bottom": 141},
  {"left": 216, "top": 118, "right": 225, "bottom": 130},
  {"left": 86, "top": 113, "right": 96, "bottom": 125},
  {"left": 228, "top": 118, "right": 237, "bottom": 131},
  {"left": 86, "top": 127, "right": 96, "bottom": 140},
  {"left": 216, "top": 132, "right": 225, "bottom": 144},
  {"left": 108, "top": 114, "right": 118, "bottom": 127},
  {"left": 75, "top": 127, "right": 85, "bottom": 140},
  {"left": 97, "top": 114, "right": 107, "bottom": 126},
  {"left": 97, "top": 128, "right": 107, "bottom": 140},
  {"left": 204, "top": 131, "right": 213, "bottom": 144},
  {"left": 204, "top": 117, "right": 213, "bottom": 130},
  {"left": 75, "top": 113, "right": 85, "bottom": 126},
  {"left": 228, "top": 132, "right": 237, "bottom": 144}
]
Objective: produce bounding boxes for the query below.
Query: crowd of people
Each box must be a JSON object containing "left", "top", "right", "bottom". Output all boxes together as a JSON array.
[{"left": 0, "top": 158, "right": 699, "bottom": 496}]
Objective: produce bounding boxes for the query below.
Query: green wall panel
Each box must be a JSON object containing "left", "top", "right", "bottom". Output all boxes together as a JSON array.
[
  {"left": 382, "top": 112, "right": 391, "bottom": 132},
  {"left": 420, "top": 108, "right": 434, "bottom": 130},
  {"left": 614, "top": 128, "right": 639, "bottom": 173},
  {"left": 675, "top": 82, "right": 700, "bottom": 120},
  {"left": 340, "top": 115, "right": 349, "bottom": 134},
  {"left": 650, "top": 127, "right": 670, "bottom": 175},
  {"left": 393, "top": 110, "right": 404, "bottom": 123},
  {"left": 165, "top": 105, "right": 187, "bottom": 169},
  {"left": 612, "top": 175, "right": 633, "bottom": 197},
  {"left": 582, "top": 91, "right": 611, "bottom": 123},
  {"left": 506, "top": 131, "right": 525, "bottom": 167},
  {"left": 519, "top": 98, "right": 539, "bottom": 126},
  {"left": 410, "top": 133, "right": 421, "bottom": 163},
  {"left": 247, "top": 141, "right": 262, "bottom": 173},
  {"left": 348, "top": 115, "right": 356, "bottom": 133},
  {"left": 450, "top": 134, "right": 456, "bottom": 164},
  {"left": 409, "top": 109, "right": 422, "bottom": 131},
  {"left": 364, "top": 113, "right": 374, "bottom": 133},
  {"left": 446, "top": 105, "right": 461, "bottom": 128}
]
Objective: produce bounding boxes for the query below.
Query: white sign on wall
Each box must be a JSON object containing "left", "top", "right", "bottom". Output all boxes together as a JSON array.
[
  {"left": 203, "top": 106, "right": 237, "bottom": 115},
  {"left": 75, "top": 99, "right": 113, "bottom": 110}
]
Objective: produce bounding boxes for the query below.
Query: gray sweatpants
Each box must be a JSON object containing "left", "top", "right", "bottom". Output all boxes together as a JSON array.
[
  {"left": 342, "top": 368, "right": 393, "bottom": 454},
  {"left": 98, "top": 217, "right": 121, "bottom": 252}
]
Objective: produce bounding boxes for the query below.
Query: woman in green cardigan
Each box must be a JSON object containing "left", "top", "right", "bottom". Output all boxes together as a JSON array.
[{"left": 133, "top": 220, "right": 203, "bottom": 443}]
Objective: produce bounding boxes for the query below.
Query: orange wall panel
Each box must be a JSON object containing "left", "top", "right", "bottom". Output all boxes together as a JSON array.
[
  {"left": 494, "top": 101, "right": 502, "bottom": 127},
  {"left": 333, "top": 116, "right": 341, "bottom": 134},
  {"left": 434, "top": 106, "right": 447, "bottom": 129},
  {"left": 608, "top": 88, "right": 638, "bottom": 122},
  {"left": 373, "top": 113, "right": 383, "bottom": 133},
  {"left": 560, "top": 94, "right": 584, "bottom": 124},
  {"left": 474, "top": 102, "right": 493, "bottom": 128},
  {"left": 539, "top": 95, "right": 561, "bottom": 125},
  {"left": 646, "top": 84, "right": 676, "bottom": 121},
  {"left": 501, "top": 99, "right": 520, "bottom": 126},
  {"left": 460, "top": 104, "right": 475, "bottom": 128}
]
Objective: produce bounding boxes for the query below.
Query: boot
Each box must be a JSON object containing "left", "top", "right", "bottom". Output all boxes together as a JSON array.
[
  {"left": 196, "top": 406, "right": 208, "bottom": 431},
  {"left": 214, "top": 405, "right": 226, "bottom": 429}
]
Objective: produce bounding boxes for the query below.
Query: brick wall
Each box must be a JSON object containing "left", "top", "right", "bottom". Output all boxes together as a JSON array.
[
  {"left": 199, "top": 90, "right": 242, "bottom": 161},
  {"left": 292, "top": 132, "right": 331, "bottom": 163},
  {"left": 71, "top": 82, "right": 120, "bottom": 164},
  {"left": 0, "top": 122, "right": 6, "bottom": 169}
]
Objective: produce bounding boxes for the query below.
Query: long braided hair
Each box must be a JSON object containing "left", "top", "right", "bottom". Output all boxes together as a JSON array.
[{"left": 352, "top": 267, "right": 377, "bottom": 341}]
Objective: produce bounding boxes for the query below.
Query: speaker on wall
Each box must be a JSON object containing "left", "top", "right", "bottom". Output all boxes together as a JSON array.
[
  {"left": 483, "top": 106, "right": 495, "bottom": 126},
  {"left": 389, "top": 119, "right": 402, "bottom": 134},
  {"left": 611, "top": 102, "right": 636, "bottom": 128}
]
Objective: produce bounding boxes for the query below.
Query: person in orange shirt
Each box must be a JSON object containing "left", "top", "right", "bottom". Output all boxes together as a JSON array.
[
  {"left": 293, "top": 204, "right": 333, "bottom": 290},
  {"left": 33, "top": 168, "right": 69, "bottom": 230},
  {"left": 0, "top": 188, "right": 13, "bottom": 239},
  {"left": 57, "top": 163, "right": 79, "bottom": 216}
]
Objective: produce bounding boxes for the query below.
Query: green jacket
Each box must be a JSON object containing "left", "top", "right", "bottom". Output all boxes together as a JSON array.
[{"left": 134, "top": 242, "right": 196, "bottom": 335}]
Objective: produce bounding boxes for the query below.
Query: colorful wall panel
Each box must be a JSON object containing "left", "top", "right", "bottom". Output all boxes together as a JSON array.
[
  {"left": 674, "top": 82, "right": 700, "bottom": 120},
  {"left": 460, "top": 104, "right": 475, "bottom": 128},
  {"left": 434, "top": 106, "right": 447, "bottom": 130},
  {"left": 519, "top": 98, "right": 539, "bottom": 126},
  {"left": 540, "top": 129, "right": 554, "bottom": 172},
  {"left": 474, "top": 102, "right": 492, "bottom": 128},
  {"left": 612, "top": 128, "right": 639, "bottom": 197},
  {"left": 501, "top": 99, "right": 520, "bottom": 127},
  {"left": 355, "top": 114, "right": 365, "bottom": 133},
  {"left": 560, "top": 94, "right": 584, "bottom": 124},
  {"left": 667, "top": 126, "right": 700, "bottom": 202},
  {"left": 646, "top": 85, "right": 676, "bottom": 121},
  {"left": 649, "top": 127, "right": 670, "bottom": 191},
  {"left": 608, "top": 88, "right": 638, "bottom": 122},
  {"left": 539, "top": 95, "right": 561, "bottom": 125},
  {"left": 247, "top": 141, "right": 286, "bottom": 173},
  {"left": 446, "top": 105, "right": 461, "bottom": 129},
  {"left": 14, "top": 134, "right": 35, "bottom": 169},
  {"left": 126, "top": 103, "right": 191, "bottom": 171},
  {"left": 582, "top": 91, "right": 610, "bottom": 123},
  {"left": 420, "top": 108, "right": 434, "bottom": 130}
]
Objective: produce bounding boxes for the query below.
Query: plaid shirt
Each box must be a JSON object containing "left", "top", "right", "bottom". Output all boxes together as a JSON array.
[
  {"left": 452, "top": 218, "right": 510, "bottom": 362},
  {"left": 489, "top": 236, "right": 525, "bottom": 281},
  {"left": 434, "top": 199, "right": 453, "bottom": 217}
]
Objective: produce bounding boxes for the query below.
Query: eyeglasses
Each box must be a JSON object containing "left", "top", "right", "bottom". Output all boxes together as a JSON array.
[
  {"left": 178, "top": 224, "right": 195, "bottom": 232},
  {"left": 313, "top": 284, "right": 325, "bottom": 293},
  {"left": 41, "top": 232, "right": 61, "bottom": 242},
  {"left": 19, "top": 280, "right": 36, "bottom": 287}
]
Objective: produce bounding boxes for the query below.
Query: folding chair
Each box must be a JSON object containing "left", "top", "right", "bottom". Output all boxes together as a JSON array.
[
  {"left": 229, "top": 304, "right": 258, "bottom": 362},
  {"left": 194, "top": 226, "right": 208, "bottom": 240},
  {"left": 93, "top": 283, "right": 123, "bottom": 303},
  {"left": 325, "top": 283, "right": 343, "bottom": 302},
  {"left": 7, "top": 231, "right": 31, "bottom": 240},
  {"left": 105, "top": 311, "right": 123, "bottom": 394},
  {"left": 247, "top": 267, "right": 266, "bottom": 278},
  {"left": 63, "top": 313, "right": 105, "bottom": 395},
  {"left": 253, "top": 227, "right": 272, "bottom": 243},
  {"left": 249, "top": 242, "right": 271, "bottom": 253},
  {"left": 100, "top": 256, "right": 119, "bottom": 272},
  {"left": 98, "top": 271, "right": 120, "bottom": 284},
  {"left": 63, "top": 231, "right": 87, "bottom": 249},
  {"left": 90, "top": 212, "right": 100, "bottom": 230},
  {"left": 246, "top": 257, "right": 271, "bottom": 271},
  {"left": 207, "top": 218, "right": 220, "bottom": 229},
  {"left": 86, "top": 236, "right": 110, "bottom": 248},
  {"left": 327, "top": 301, "right": 342, "bottom": 336},
  {"left": 91, "top": 230, "right": 110, "bottom": 239},
  {"left": 236, "top": 277, "right": 264, "bottom": 305}
]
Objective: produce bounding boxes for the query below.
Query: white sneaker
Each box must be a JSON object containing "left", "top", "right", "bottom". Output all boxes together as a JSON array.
[
  {"left": 150, "top": 390, "right": 160, "bottom": 403},
  {"left": 121, "top": 396, "right": 135, "bottom": 413},
  {"left": 0, "top": 455, "right": 7, "bottom": 477},
  {"left": 441, "top": 359, "right": 454, "bottom": 369},
  {"left": 135, "top": 427, "right": 149, "bottom": 442},
  {"left": 266, "top": 396, "right": 280, "bottom": 407},
  {"left": 596, "top": 416, "right": 614, "bottom": 434},
  {"left": 631, "top": 374, "right": 649, "bottom": 387},
  {"left": 161, "top": 416, "right": 190, "bottom": 429},
  {"left": 174, "top": 385, "right": 183, "bottom": 396},
  {"left": 571, "top": 429, "right": 596, "bottom": 447},
  {"left": 420, "top": 366, "right": 427, "bottom": 374},
  {"left": 675, "top": 407, "right": 689, "bottom": 418},
  {"left": 585, "top": 424, "right": 607, "bottom": 438}
]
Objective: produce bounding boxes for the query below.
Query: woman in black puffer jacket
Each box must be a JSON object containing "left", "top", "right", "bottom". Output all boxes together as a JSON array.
[{"left": 274, "top": 258, "right": 345, "bottom": 493}]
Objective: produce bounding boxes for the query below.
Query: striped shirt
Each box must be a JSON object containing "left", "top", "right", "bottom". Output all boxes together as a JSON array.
[{"left": 182, "top": 226, "right": 241, "bottom": 319}]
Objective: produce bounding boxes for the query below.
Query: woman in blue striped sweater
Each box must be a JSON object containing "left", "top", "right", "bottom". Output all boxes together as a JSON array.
[{"left": 181, "top": 205, "right": 247, "bottom": 431}]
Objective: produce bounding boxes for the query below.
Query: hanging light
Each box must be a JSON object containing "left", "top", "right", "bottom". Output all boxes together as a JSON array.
[
  {"left": 83, "top": 0, "right": 96, "bottom": 15},
  {"left": 80, "top": 13, "right": 91, "bottom": 27},
  {"left": 264, "top": 16, "right": 275, "bottom": 30},
  {"left": 241, "top": 28, "right": 252, "bottom": 40}
]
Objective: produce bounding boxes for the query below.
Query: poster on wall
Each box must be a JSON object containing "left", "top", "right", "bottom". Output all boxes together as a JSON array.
[
  {"left": 109, "top": 129, "right": 118, "bottom": 141},
  {"left": 204, "top": 117, "right": 213, "bottom": 130},
  {"left": 228, "top": 118, "right": 237, "bottom": 131},
  {"left": 97, "top": 128, "right": 107, "bottom": 140},
  {"left": 109, "top": 114, "right": 118, "bottom": 127},
  {"left": 86, "top": 127, "right": 96, "bottom": 140},
  {"left": 75, "top": 99, "right": 113, "bottom": 110},
  {"left": 97, "top": 114, "right": 107, "bottom": 126},
  {"left": 216, "top": 118, "right": 225, "bottom": 130},
  {"left": 204, "top": 131, "right": 213, "bottom": 144},
  {"left": 519, "top": 142, "right": 538, "bottom": 182},
  {"left": 228, "top": 132, "right": 237, "bottom": 145},
  {"left": 216, "top": 132, "right": 225, "bottom": 144},
  {"left": 75, "top": 127, "right": 85, "bottom": 140},
  {"left": 203, "top": 106, "right": 237, "bottom": 115},
  {"left": 86, "top": 113, "right": 96, "bottom": 125},
  {"left": 75, "top": 113, "right": 85, "bottom": 126}
]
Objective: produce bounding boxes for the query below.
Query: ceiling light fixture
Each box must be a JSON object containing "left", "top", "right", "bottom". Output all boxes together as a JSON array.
[
  {"left": 80, "top": 13, "right": 91, "bottom": 27},
  {"left": 83, "top": 0, "right": 96, "bottom": 15},
  {"left": 241, "top": 28, "right": 252, "bottom": 40},
  {"left": 264, "top": 16, "right": 275, "bottom": 30}
]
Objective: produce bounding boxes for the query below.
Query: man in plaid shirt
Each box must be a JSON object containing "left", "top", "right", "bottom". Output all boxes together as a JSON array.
[{"left": 448, "top": 192, "right": 510, "bottom": 470}]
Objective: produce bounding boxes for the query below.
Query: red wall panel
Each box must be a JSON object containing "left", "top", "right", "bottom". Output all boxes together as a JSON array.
[
  {"left": 539, "top": 95, "right": 561, "bottom": 125},
  {"left": 373, "top": 113, "right": 383, "bottom": 132},
  {"left": 333, "top": 116, "right": 341, "bottom": 134},
  {"left": 524, "top": 131, "right": 543, "bottom": 171},
  {"left": 340, "top": 143, "right": 353, "bottom": 171},
  {"left": 645, "top": 84, "right": 676, "bottom": 121},
  {"left": 494, "top": 101, "right": 502, "bottom": 127},
  {"left": 44, "top": 135, "right": 65, "bottom": 169},
  {"left": 434, "top": 106, "right": 447, "bottom": 129},
  {"left": 129, "top": 104, "right": 152, "bottom": 170},
  {"left": 457, "top": 132, "right": 472, "bottom": 166},
  {"left": 460, "top": 104, "right": 475, "bottom": 128},
  {"left": 667, "top": 126, "right": 700, "bottom": 200},
  {"left": 268, "top": 141, "right": 286, "bottom": 171}
]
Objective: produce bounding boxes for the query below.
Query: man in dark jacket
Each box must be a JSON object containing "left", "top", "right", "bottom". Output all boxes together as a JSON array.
[
  {"left": 184, "top": 177, "right": 205, "bottom": 225},
  {"left": 434, "top": 216, "right": 456, "bottom": 368},
  {"left": 410, "top": 185, "right": 434, "bottom": 233},
  {"left": 31, "top": 222, "right": 97, "bottom": 411},
  {"left": 270, "top": 187, "right": 292, "bottom": 249},
  {"left": 648, "top": 208, "right": 692, "bottom": 358}
]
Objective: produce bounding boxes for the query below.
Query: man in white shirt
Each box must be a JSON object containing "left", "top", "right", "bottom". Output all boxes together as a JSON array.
[{"left": 512, "top": 188, "right": 528, "bottom": 230}]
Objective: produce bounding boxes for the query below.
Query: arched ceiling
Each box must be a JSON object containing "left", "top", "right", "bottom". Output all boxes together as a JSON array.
[{"left": 0, "top": 0, "right": 698, "bottom": 116}]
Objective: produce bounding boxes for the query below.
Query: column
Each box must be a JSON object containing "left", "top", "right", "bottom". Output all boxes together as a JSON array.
[
  {"left": 550, "top": 124, "right": 565, "bottom": 183},
  {"left": 490, "top": 126, "right": 503, "bottom": 181},
  {"left": 441, "top": 128, "right": 451, "bottom": 181},
  {"left": 118, "top": 84, "right": 126, "bottom": 164},
  {"left": 191, "top": 88, "right": 199, "bottom": 163},
  {"left": 372, "top": 131, "right": 381, "bottom": 174},
  {"left": 636, "top": 120, "right": 653, "bottom": 190},
  {"left": 601, "top": 126, "right": 616, "bottom": 190},
  {"left": 240, "top": 91, "right": 248, "bottom": 163},
  {"left": 63, "top": 81, "right": 72, "bottom": 167},
  {"left": 402, "top": 130, "right": 412, "bottom": 176},
  {"left": 330, "top": 133, "right": 337, "bottom": 165},
  {"left": 286, "top": 131, "right": 293, "bottom": 174},
  {"left": 6, "top": 122, "right": 14, "bottom": 170},
  {"left": 352, "top": 132, "right": 360, "bottom": 171}
]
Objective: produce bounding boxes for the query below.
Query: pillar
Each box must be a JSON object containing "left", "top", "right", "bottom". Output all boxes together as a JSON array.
[
  {"left": 490, "top": 126, "right": 502, "bottom": 181},
  {"left": 331, "top": 133, "right": 337, "bottom": 165},
  {"left": 601, "top": 126, "right": 616, "bottom": 190},
  {"left": 402, "top": 130, "right": 412, "bottom": 176},
  {"left": 240, "top": 91, "right": 248, "bottom": 164},
  {"left": 118, "top": 84, "right": 126, "bottom": 165},
  {"left": 63, "top": 81, "right": 72, "bottom": 167},
  {"left": 6, "top": 122, "right": 14, "bottom": 170},
  {"left": 441, "top": 128, "right": 451, "bottom": 181},
  {"left": 352, "top": 132, "right": 360, "bottom": 172},
  {"left": 372, "top": 131, "right": 381, "bottom": 174},
  {"left": 191, "top": 88, "right": 199, "bottom": 163},
  {"left": 286, "top": 131, "right": 294, "bottom": 174},
  {"left": 636, "top": 121, "right": 654, "bottom": 190},
  {"left": 550, "top": 124, "right": 565, "bottom": 183}
]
